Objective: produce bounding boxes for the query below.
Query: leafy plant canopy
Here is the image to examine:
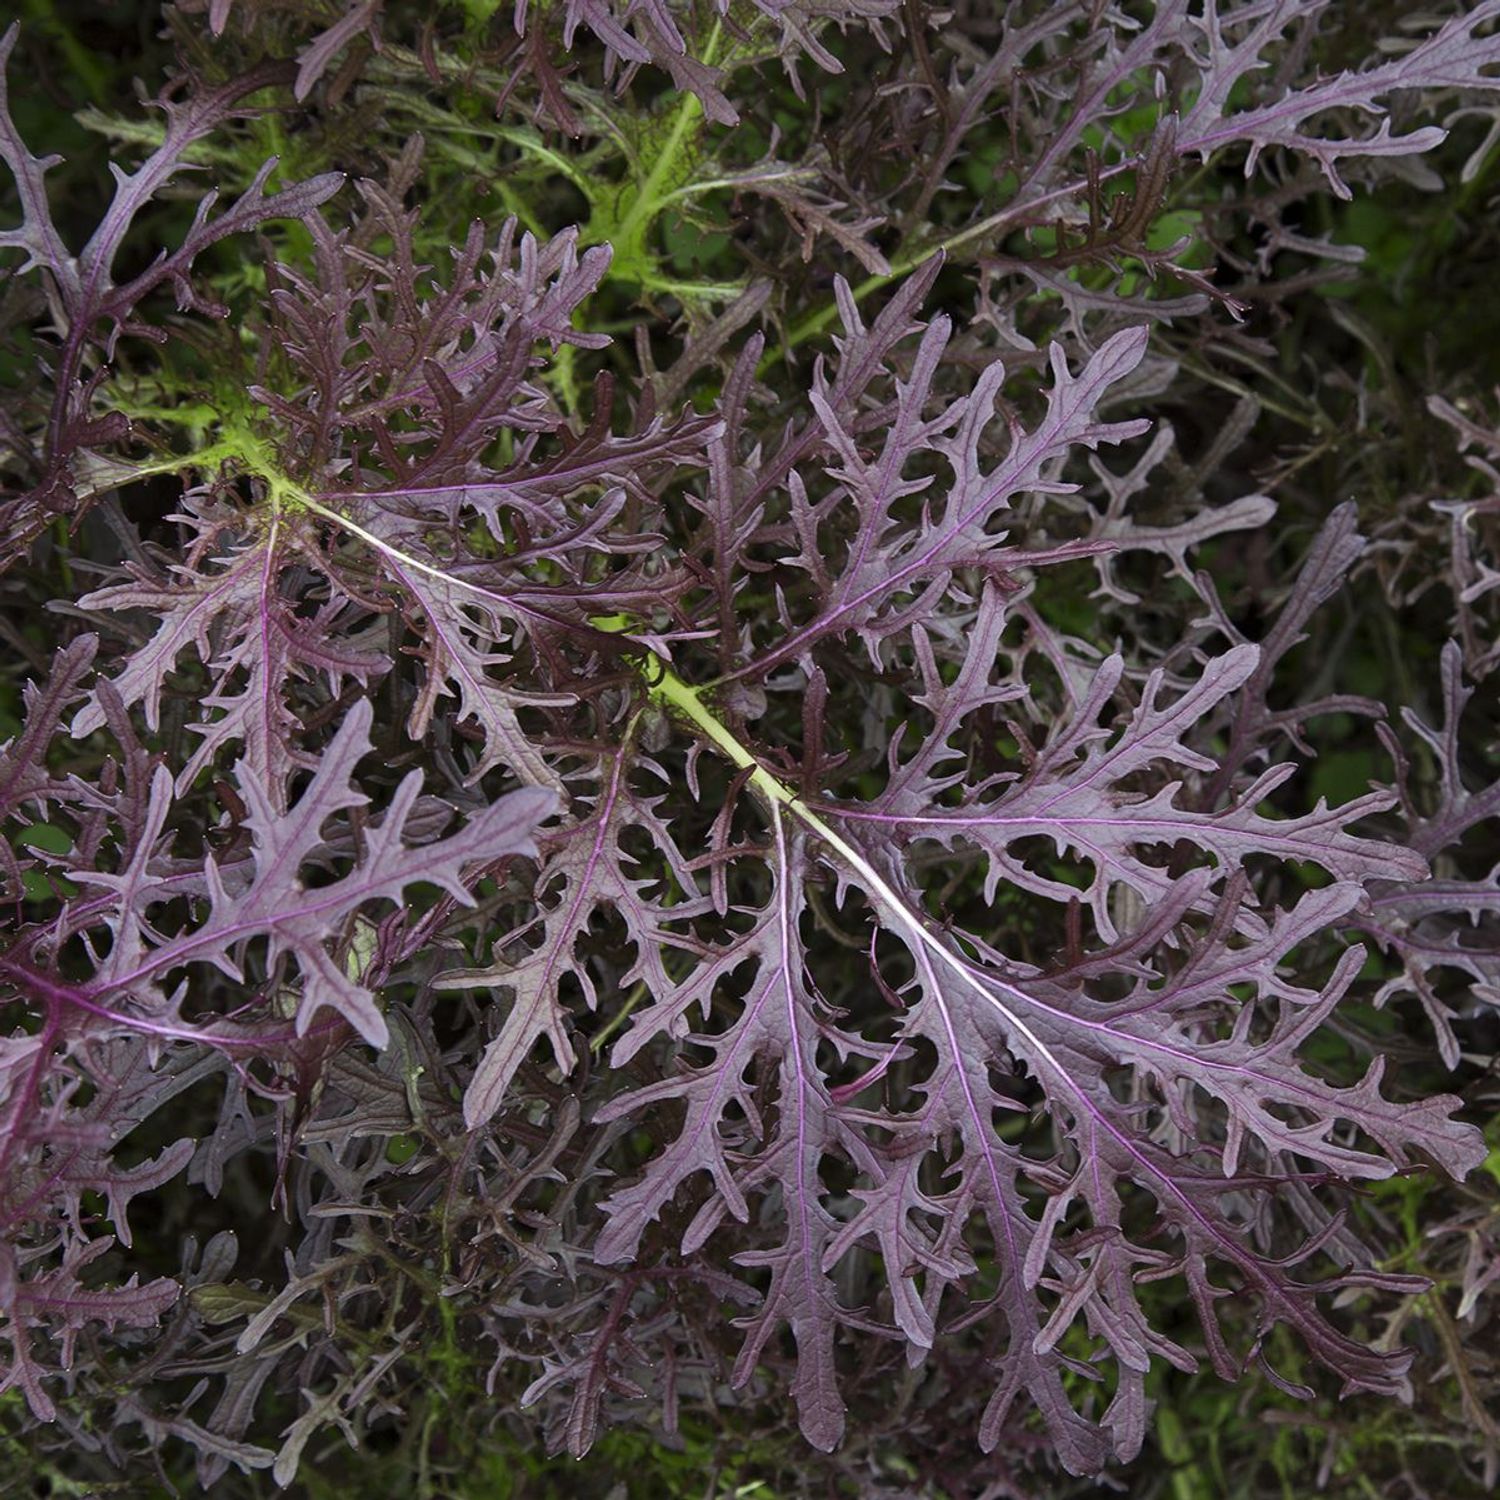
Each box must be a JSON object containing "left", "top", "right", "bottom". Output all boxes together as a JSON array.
[{"left": 2, "top": 1, "right": 1500, "bottom": 1494}]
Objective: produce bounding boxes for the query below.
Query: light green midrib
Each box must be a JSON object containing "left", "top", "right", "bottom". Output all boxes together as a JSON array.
[{"left": 633, "top": 644, "right": 912, "bottom": 917}]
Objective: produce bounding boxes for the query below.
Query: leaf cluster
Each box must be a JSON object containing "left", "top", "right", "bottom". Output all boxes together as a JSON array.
[{"left": 3, "top": 2, "right": 1500, "bottom": 1494}]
